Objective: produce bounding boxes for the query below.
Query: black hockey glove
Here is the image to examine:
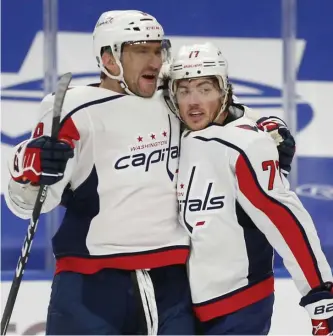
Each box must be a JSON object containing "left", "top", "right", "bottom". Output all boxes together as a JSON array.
[
  {"left": 13, "top": 136, "right": 74, "bottom": 186},
  {"left": 300, "top": 282, "right": 333, "bottom": 335},
  {"left": 256, "top": 116, "right": 296, "bottom": 176}
]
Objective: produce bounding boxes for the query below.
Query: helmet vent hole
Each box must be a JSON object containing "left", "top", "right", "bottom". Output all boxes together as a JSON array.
[
  {"left": 197, "top": 70, "right": 201, "bottom": 74},
  {"left": 133, "top": 27, "right": 141, "bottom": 31}
]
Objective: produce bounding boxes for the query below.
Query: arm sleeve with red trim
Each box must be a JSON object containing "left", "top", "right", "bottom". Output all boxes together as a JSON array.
[
  {"left": 4, "top": 93, "right": 82, "bottom": 219},
  {"left": 234, "top": 137, "right": 332, "bottom": 295}
]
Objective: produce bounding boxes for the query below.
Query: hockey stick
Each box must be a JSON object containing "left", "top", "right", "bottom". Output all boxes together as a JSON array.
[{"left": 1, "top": 72, "right": 73, "bottom": 335}]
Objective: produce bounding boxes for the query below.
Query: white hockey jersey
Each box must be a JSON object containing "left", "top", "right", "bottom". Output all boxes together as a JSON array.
[
  {"left": 177, "top": 116, "right": 332, "bottom": 322},
  {"left": 5, "top": 85, "right": 190, "bottom": 274}
]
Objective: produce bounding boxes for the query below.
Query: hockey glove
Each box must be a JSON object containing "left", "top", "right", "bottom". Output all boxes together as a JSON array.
[
  {"left": 256, "top": 116, "right": 296, "bottom": 176},
  {"left": 12, "top": 136, "right": 74, "bottom": 186},
  {"left": 300, "top": 282, "right": 333, "bottom": 335}
]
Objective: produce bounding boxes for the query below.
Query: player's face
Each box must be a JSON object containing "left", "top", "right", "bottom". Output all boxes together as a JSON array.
[
  {"left": 121, "top": 42, "right": 163, "bottom": 98},
  {"left": 176, "top": 78, "right": 222, "bottom": 130}
]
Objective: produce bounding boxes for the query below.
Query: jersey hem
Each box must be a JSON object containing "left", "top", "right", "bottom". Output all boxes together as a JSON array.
[
  {"left": 55, "top": 246, "right": 190, "bottom": 274},
  {"left": 193, "top": 275, "right": 274, "bottom": 322}
]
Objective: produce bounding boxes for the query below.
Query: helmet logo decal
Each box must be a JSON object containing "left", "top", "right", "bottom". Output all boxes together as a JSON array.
[{"left": 96, "top": 17, "right": 113, "bottom": 28}]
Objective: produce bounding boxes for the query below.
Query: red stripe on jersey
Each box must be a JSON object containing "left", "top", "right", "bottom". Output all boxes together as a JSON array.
[
  {"left": 58, "top": 117, "right": 80, "bottom": 148},
  {"left": 55, "top": 247, "right": 189, "bottom": 274},
  {"left": 235, "top": 154, "right": 321, "bottom": 288},
  {"left": 194, "top": 276, "right": 274, "bottom": 321}
]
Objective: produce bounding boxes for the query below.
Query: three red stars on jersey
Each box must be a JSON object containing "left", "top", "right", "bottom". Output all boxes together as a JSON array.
[{"left": 136, "top": 131, "right": 167, "bottom": 142}]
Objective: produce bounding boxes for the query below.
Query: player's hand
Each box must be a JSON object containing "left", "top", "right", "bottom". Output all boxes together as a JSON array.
[
  {"left": 256, "top": 116, "right": 296, "bottom": 176},
  {"left": 300, "top": 282, "right": 333, "bottom": 335},
  {"left": 12, "top": 136, "right": 74, "bottom": 186}
]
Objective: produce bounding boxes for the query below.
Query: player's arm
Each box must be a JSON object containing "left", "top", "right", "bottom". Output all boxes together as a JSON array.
[
  {"left": 4, "top": 94, "right": 81, "bottom": 219},
  {"left": 228, "top": 97, "right": 296, "bottom": 179},
  {"left": 233, "top": 137, "right": 333, "bottom": 335},
  {"left": 256, "top": 116, "right": 296, "bottom": 177}
]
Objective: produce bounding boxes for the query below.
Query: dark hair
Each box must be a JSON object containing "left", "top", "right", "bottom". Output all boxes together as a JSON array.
[
  {"left": 210, "top": 78, "right": 234, "bottom": 110},
  {"left": 226, "top": 83, "right": 234, "bottom": 110}
]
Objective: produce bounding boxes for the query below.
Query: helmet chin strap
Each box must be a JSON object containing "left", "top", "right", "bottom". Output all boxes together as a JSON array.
[
  {"left": 213, "top": 88, "right": 229, "bottom": 123},
  {"left": 101, "top": 58, "right": 137, "bottom": 96}
]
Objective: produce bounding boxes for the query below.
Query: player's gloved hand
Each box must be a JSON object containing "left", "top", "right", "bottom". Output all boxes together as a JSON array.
[
  {"left": 300, "top": 282, "right": 333, "bottom": 335},
  {"left": 12, "top": 136, "right": 74, "bottom": 186},
  {"left": 256, "top": 116, "right": 296, "bottom": 176}
]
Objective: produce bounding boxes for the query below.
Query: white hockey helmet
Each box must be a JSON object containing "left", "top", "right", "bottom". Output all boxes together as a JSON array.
[
  {"left": 93, "top": 10, "right": 166, "bottom": 95},
  {"left": 169, "top": 42, "right": 230, "bottom": 120}
]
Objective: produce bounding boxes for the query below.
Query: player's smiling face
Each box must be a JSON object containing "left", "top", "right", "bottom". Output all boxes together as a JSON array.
[
  {"left": 176, "top": 77, "right": 223, "bottom": 131},
  {"left": 121, "top": 42, "right": 163, "bottom": 98}
]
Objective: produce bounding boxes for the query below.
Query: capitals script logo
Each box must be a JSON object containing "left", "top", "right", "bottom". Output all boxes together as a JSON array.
[
  {"left": 114, "top": 115, "right": 179, "bottom": 181},
  {"left": 178, "top": 166, "right": 225, "bottom": 234}
]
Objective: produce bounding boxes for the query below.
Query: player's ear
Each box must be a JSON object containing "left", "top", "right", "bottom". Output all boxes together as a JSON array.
[
  {"left": 101, "top": 52, "right": 120, "bottom": 77},
  {"left": 101, "top": 51, "right": 114, "bottom": 66}
]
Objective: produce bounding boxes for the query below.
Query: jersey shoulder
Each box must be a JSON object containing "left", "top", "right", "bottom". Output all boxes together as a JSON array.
[
  {"left": 225, "top": 116, "right": 273, "bottom": 150},
  {"left": 190, "top": 116, "right": 274, "bottom": 152},
  {"left": 41, "top": 85, "right": 123, "bottom": 115},
  {"left": 40, "top": 85, "right": 172, "bottom": 123}
]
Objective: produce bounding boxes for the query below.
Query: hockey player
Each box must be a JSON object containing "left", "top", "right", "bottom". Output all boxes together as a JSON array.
[
  {"left": 168, "top": 42, "right": 333, "bottom": 335},
  {"left": 4, "top": 10, "right": 296, "bottom": 335},
  {"left": 5, "top": 10, "right": 194, "bottom": 335}
]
